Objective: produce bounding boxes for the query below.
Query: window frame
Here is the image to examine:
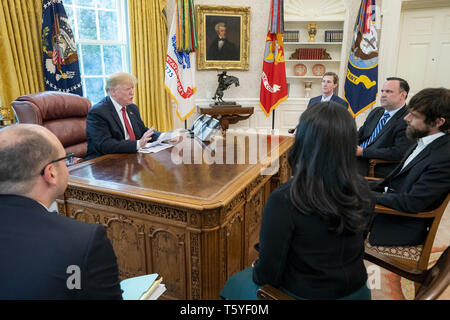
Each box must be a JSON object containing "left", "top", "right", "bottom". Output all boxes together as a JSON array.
[{"left": 63, "top": 0, "right": 131, "bottom": 102}]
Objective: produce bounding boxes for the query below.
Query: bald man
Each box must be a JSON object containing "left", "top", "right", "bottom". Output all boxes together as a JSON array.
[{"left": 0, "top": 124, "right": 122, "bottom": 299}]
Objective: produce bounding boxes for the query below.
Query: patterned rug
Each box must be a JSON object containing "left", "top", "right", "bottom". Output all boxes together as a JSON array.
[{"left": 365, "top": 204, "right": 450, "bottom": 300}]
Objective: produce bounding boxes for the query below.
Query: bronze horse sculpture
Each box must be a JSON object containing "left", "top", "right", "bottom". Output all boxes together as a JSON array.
[{"left": 213, "top": 72, "right": 240, "bottom": 105}]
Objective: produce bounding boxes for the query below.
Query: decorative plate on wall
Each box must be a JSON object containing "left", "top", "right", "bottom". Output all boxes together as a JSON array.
[
  {"left": 293, "top": 63, "right": 307, "bottom": 76},
  {"left": 312, "top": 63, "right": 326, "bottom": 76}
]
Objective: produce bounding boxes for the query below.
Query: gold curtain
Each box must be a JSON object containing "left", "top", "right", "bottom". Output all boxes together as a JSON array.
[
  {"left": 0, "top": 0, "right": 44, "bottom": 120},
  {"left": 128, "top": 0, "right": 173, "bottom": 131}
]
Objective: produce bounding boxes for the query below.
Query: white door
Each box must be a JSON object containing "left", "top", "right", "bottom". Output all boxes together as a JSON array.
[{"left": 396, "top": 6, "right": 450, "bottom": 98}]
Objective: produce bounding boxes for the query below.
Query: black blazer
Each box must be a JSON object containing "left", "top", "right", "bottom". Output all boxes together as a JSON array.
[
  {"left": 306, "top": 94, "right": 349, "bottom": 109},
  {"left": 0, "top": 195, "right": 123, "bottom": 299},
  {"left": 253, "top": 179, "right": 374, "bottom": 299},
  {"left": 357, "top": 106, "right": 414, "bottom": 177},
  {"left": 369, "top": 134, "right": 450, "bottom": 246},
  {"left": 86, "top": 96, "right": 160, "bottom": 160}
]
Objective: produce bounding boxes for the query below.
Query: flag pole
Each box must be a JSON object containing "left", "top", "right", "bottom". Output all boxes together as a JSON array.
[{"left": 272, "top": 110, "right": 275, "bottom": 130}]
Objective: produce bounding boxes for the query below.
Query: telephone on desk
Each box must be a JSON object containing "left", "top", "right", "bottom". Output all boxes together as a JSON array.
[{"left": 189, "top": 114, "right": 221, "bottom": 142}]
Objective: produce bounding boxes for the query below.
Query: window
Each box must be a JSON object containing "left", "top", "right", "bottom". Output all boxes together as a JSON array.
[{"left": 63, "top": 0, "right": 130, "bottom": 104}]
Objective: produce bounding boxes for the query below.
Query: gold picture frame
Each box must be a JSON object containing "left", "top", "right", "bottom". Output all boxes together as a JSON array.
[{"left": 196, "top": 5, "right": 250, "bottom": 70}]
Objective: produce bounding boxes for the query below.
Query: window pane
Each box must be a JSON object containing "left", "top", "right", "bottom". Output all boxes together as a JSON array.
[
  {"left": 81, "top": 45, "right": 102, "bottom": 75},
  {"left": 65, "top": 7, "right": 75, "bottom": 31},
  {"left": 77, "top": 8, "right": 97, "bottom": 40},
  {"left": 103, "top": 45, "right": 123, "bottom": 75},
  {"left": 97, "top": 0, "right": 116, "bottom": 9},
  {"left": 98, "top": 11, "right": 118, "bottom": 41},
  {"left": 77, "top": 0, "right": 95, "bottom": 7},
  {"left": 85, "top": 78, "right": 105, "bottom": 104},
  {"left": 64, "top": 0, "right": 73, "bottom": 4}
]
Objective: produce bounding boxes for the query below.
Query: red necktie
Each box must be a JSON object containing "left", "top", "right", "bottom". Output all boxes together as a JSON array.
[{"left": 121, "top": 107, "right": 136, "bottom": 140}]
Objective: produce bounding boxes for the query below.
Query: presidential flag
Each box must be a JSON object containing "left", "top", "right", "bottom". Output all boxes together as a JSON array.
[
  {"left": 42, "top": 0, "right": 82, "bottom": 95},
  {"left": 165, "top": 7, "right": 196, "bottom": 121},
  {"left": 344, "top": 0, "right": 378, "bottom": 117},
  {"left": 259, "top": 0, "right": 288, "bottom": 116}
]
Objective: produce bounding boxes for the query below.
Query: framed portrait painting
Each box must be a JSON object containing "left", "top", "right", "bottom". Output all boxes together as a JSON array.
[{"left": 196, "top": 5, "right": 250, "bottom": 70}]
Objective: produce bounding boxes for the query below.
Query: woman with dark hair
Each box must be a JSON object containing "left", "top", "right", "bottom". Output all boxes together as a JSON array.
[{"left": 221, "top": 102, "right": 374, "bottom": 300}]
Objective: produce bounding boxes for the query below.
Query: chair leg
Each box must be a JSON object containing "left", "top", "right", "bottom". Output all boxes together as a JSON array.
[{"left": 413, "top": 281, "right": 421, "bottom": 298}]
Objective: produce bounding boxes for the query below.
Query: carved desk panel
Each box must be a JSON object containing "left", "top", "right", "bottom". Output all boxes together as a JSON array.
[{"left": 57, "top": 134, "right": 293, "bottom": 299}]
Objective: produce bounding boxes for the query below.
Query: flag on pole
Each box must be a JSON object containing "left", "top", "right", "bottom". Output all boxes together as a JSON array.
[
  {"left": 259, "top": 0, "right": 288, "bottom": 117},
  {"left": 165, "top": 2, "right": 197, "bottom": 122},
  {"left": 42, "top": 0, "right": 82, "bottom": 95},
  {"left": 344, "top": 0, "right": 378, "bottom": 117}
]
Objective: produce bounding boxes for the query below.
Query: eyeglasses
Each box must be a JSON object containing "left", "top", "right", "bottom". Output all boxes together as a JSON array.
[{"left": 40, "top": 152, "right": 75, "bottom": 176}]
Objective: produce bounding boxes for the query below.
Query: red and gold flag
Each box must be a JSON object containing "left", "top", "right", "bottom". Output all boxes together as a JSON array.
[{"left": 259, "top": 0, "right": 287, "bottom": 116}]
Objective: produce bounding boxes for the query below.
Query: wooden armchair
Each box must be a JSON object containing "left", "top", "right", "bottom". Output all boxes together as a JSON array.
[
  {"left": 257, "top": 285, "right": 294, "bottom": 300},
  {"left": 365, "top": 193, "right": 450, "bottom": 273},
  {"left": 257, "top": 246, "right": 450, "bottom": 300},
  {"left": 367, "top": 159, "right": 399, "bottom": 178}
]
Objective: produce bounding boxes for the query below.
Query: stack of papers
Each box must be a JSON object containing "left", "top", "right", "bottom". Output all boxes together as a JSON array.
[
  {"left": 120, "top": 273, "right": 166, "bottom": 300},
  {"left": 138, "top": 130, "right": 182, "bottom": 154}
]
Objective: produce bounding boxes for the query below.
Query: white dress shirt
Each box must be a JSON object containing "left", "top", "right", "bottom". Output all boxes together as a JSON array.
[
  {"left": 382, "top": 105, "right": 404, "bottom": 126},
  {"left": 321, "top": 94, "right": 333, "bottom": 102},
  {"left": 401, "top": 131, "right": 446, "bottom": 171}
]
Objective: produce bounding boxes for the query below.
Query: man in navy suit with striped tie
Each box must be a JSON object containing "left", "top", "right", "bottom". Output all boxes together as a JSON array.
[{"left": 356, "top": 77, "right": 415, "bottom": 177}]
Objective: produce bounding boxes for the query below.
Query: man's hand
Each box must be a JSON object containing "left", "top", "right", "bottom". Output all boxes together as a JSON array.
[
  {"left": 166, "top": 135, "right": 183, "bottom": 145},
  {"left": 356, "top": 145, "right": 363, "bottom": 157},
  {"left": 138, "top": 127, "right": 155, "bottom": 148}
]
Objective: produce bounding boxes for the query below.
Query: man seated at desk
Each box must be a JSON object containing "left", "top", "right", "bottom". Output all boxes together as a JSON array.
[{"left": 86, "top": 72, "right": 161, "bottom": 160}]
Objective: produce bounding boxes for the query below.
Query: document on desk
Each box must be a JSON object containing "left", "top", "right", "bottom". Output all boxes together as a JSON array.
[
  {"left": 139, "top": 141, "right": 173, "bottom": 153},
  {"left": 138, "top": 130, "right": 180, "bottom": 154}
]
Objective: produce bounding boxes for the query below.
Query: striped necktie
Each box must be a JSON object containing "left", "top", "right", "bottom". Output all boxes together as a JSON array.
[{"left": 360, "top": 112, "right": 390, "bottom": 148}]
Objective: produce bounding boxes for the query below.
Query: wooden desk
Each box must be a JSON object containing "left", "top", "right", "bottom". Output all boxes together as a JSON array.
[
  {"left": 57, "top": 133, "right": 293, "bottom": 299},
  {"left": 199, "top": 105, "right": 254, "bottom": 131}
]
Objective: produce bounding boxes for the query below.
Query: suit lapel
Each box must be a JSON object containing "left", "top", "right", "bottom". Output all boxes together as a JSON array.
[
  {"left": 394, "top": 135, "right": 448, "bottom": 177},
  {"left": 363, "top": 108, "right": 384, "bottom": 139},
  {"left": 126, "top": 105, "right": 141, "bottom": 138},
  {"left": 106, "top": 96, "right": 126, "bottom": 139},
  {"left": 397, "top": 144, "right": 431, "bottom": 176},
  {"left": 370, "top": 106, "right": 407, "bottom": 144}
]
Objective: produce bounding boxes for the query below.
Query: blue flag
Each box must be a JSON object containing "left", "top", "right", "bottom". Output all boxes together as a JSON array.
[
  {"left": 42, "top": 0, "right": 82, "bottom": 95},
  {"left": 344, "top": 0, "right": 378, "bottom": 117}
]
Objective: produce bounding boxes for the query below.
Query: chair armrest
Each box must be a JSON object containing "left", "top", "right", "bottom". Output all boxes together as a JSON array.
[
  {"left": 368, "top": 159, "right": 399, "bottom": 178},
  {"left": 257, "top": 284, "right": 295, "bottom": 300},
  {"left": 375, "top": 204, "right": 437, "bottom": 218},
  {"left": 365, "top": 177, "right": 382, "bottom": 181}
]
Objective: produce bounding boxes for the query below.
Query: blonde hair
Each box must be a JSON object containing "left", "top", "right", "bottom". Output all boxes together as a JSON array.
[{"left": 105, "top": 72, "right": 137, "bottom": 93}]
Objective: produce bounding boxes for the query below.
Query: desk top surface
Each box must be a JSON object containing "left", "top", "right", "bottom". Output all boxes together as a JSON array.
[{"left": 68, "top": 134, "right": 293, "bottom": 209}]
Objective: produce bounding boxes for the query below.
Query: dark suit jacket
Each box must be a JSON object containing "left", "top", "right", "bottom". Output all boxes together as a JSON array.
[
  {"left": 369, "top": 134, "right": 450, "bottom": 246},
  {"left": 86, "top": 96, "right": 160, "bottom": 160},
  {"left": 207, "top": 37, "right": 239, "bottom": 61},
  {"left": 306, "top": 94, "right": 349, "bottom": 109},
  {"left": 0, "top": 195, "right": 123, "bottom": 299},
  {"left": 357, "top": 106, "right": 414, "bottom": 177}
]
